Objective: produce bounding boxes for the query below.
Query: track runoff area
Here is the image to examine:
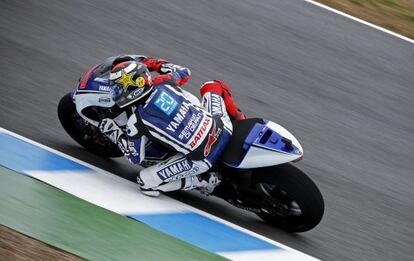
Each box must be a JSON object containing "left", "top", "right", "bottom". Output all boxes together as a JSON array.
[{"left": 0, "top": 127, "right": 318, "bottom": 260}]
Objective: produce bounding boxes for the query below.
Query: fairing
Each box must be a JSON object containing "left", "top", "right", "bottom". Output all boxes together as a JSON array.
[{"left": 225, "top": 121, "right": 303, "bottom": 169}]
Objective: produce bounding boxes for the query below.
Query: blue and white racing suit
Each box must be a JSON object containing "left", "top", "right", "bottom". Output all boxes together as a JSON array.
[
  {"left": 109, "top": 63, "right": 233, "bottom": 192},
  {"left": 126, "top": 84, "right": 232, "bottom": 192}
]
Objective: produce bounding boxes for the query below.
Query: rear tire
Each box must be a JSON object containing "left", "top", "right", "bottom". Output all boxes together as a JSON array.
[
  {"left": 57, "top": 92, "right": 123, "bottom": 158},
  {"left": 252, "top": 164, "right": 324, "bottom": 232}
]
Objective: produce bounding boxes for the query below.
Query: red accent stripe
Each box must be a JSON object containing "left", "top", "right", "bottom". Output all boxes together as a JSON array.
[
  {"left": 112, "top": 61, "right": 130, "bottom": 71},
  {"left": 79, "top": 64, "right": 99, "bottom": 89}
]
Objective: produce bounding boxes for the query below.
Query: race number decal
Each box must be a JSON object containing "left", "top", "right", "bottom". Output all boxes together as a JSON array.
[{"left": 154, "top": 91, "right": 178, "bottom": 116}]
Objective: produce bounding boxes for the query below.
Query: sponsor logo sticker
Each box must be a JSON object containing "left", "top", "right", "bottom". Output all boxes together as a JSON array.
[
  {"left": 190, "top": 117, "right": 211, "bottom": 148},
  {"left": 99, "top": 85, "right": 111, "bottom": 92},
  {"left": 204, "top": 122, "right": 222, "bottom": 156},
  {"left": 135, "top": 76, "right": 146, "bottom": 87},
  {"left": 127, "top": 88, "right": 144, "bottom": 100},
  {"left": 116, "top": 70, "right": 136, "bottom": 90},
  {"left": 166, "top": 100, "right": 192, "bottom": 132},
  {"left": 156, "top": 158, "right": 199, "bottom": 181},
  {"left": 210, "top": 93, "right": 223, "bottom": 116},
  {"left": 178, "top": 112, "right": 203, "bottom": 140},
  {"left": 98, "top": 97, "right": 111, "bottom": 103}
]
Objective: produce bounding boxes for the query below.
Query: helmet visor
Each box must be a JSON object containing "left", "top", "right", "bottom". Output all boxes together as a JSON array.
[{"left": 110, "top": 82, "right": 151, "bottom": 108}]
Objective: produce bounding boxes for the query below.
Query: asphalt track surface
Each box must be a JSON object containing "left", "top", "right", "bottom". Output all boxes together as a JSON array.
[{"left": 0, "top": 0, "right": 413, "bottom": 260}]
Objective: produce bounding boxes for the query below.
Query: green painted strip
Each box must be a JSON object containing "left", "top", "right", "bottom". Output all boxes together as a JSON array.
[{"left": 0, "top": 166, "right": 226, "bottom": 261}]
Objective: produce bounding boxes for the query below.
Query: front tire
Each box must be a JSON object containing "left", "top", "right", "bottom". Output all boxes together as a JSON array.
[
  {"left": 252, "top": 164, "right": 324, "bottom": 232},
  {"left": 57, "top": 92, "right": 123, "bottom": 158}
]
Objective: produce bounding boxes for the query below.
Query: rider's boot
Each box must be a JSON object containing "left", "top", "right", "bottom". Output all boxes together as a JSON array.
[
  {"left": 137, "top": 174, "right": 161, "bottom": 197},
  {"left": 184, "top": 172, "right": 221, "bottom": 195},
  {"left": 139, "top": 172, "right": 221, "bottom": 197},
  {"left": 200, "top": 80, "right": 246, "bottom": 121}
]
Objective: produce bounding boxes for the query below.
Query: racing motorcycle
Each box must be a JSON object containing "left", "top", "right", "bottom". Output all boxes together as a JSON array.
[{"left": 57, "top": 64, "right": 324, "bottom": 232}]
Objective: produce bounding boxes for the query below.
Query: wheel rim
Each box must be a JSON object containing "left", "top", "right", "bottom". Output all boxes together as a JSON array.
[
  {"left": 257, "top": 182, "right": 302, "bottom": 217},
  {"left": 71, "top": 112, "right": 114, "bottom": 150}
]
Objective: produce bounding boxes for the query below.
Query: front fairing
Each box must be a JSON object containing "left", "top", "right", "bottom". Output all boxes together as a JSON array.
[
  {"left": 76, "top": 60, "right": 112, "bottom": 94},
  {"left": 73, "top": 60, "right": 119, "bottom": 126}
]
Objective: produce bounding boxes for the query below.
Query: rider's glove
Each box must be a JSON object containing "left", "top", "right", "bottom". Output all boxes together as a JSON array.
[
  {"left": 158, "top": 63, "right": 191, "bottom": 86},
  {"left": 159, "top": 63, "right": 176, "bottom": 74},
  {"left": 142, "top": 57, "right": 167, "bottom": 72},
  {"left": 98, "top": 118, "right": 123, "bottom": 144}
]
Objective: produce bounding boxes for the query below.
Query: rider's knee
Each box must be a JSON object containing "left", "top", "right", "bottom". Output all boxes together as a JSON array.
[{"left": 200, "top": 80, "right": 231, "bottom": 97}]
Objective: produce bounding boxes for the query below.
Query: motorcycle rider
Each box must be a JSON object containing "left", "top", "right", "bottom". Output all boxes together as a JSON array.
[{"left": 98, "top": 55, "right": 245, "bottom": 196}]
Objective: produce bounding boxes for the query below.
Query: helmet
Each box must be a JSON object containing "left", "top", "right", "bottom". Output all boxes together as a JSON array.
[{"left": 109, "top": 60, "right": 153, "bottom": 108}]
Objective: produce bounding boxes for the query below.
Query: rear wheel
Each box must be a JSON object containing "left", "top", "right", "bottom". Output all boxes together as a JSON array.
[
  {"left": 57, "top": 92, "right": 123, "bottom": 158},
  {"left": 252, "top": 164, "right": 324, "bottom": 232}
]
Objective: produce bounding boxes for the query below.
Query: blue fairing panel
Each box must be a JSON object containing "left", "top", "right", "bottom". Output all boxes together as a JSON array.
[
  {"left": 223, "top": 121, "right": 301, "bottom": 168},
  {"left": 252, "top": 125, "right": 300, "bottom": 155}
]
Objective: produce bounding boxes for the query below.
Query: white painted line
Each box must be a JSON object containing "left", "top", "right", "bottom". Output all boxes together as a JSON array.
[
  {"left": 219, "top": 249, "right": 317, "bottom": 261},
  {"left": 0, "top": 128, "right": 134, "bottom": 185},
  {"left": 304, "top": 0, "right": 414, "bottom": 44},
  {"left": 0, "top": 127, "right": 319, "bottom": 260},
  {"left": 26, "top": 171, "right": 190, "bottom": 214}
]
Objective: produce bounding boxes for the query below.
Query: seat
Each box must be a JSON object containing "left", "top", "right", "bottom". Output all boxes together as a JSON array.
[{"left": 220, "top": 118, "right": 265, "bottom": 164}]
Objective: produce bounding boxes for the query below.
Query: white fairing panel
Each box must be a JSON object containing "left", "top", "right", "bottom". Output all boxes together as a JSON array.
[
  {"left": 74, "top": 92, "right": 114, "bottom": 126},
  {"left": 266, "top": 121, "right": 303, "bottom": 152},
  {"left": 237, "top": 121, "right": 303, "bottom": 169},
  {"left": 238, "top": 146, "right": 300, "bottom": 168}
]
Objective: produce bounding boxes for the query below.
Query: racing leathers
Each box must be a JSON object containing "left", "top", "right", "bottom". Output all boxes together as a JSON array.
[{"left": 99, "top": 56, "right": 242, "bottom": 195}]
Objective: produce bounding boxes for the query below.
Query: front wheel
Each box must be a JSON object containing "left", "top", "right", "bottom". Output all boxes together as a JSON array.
[
  {"left": 252, "top": 164, "right": 324, "bottom": 232},
  {"left": 57, "top": 92, "right": 123, "bottom": 158}
]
